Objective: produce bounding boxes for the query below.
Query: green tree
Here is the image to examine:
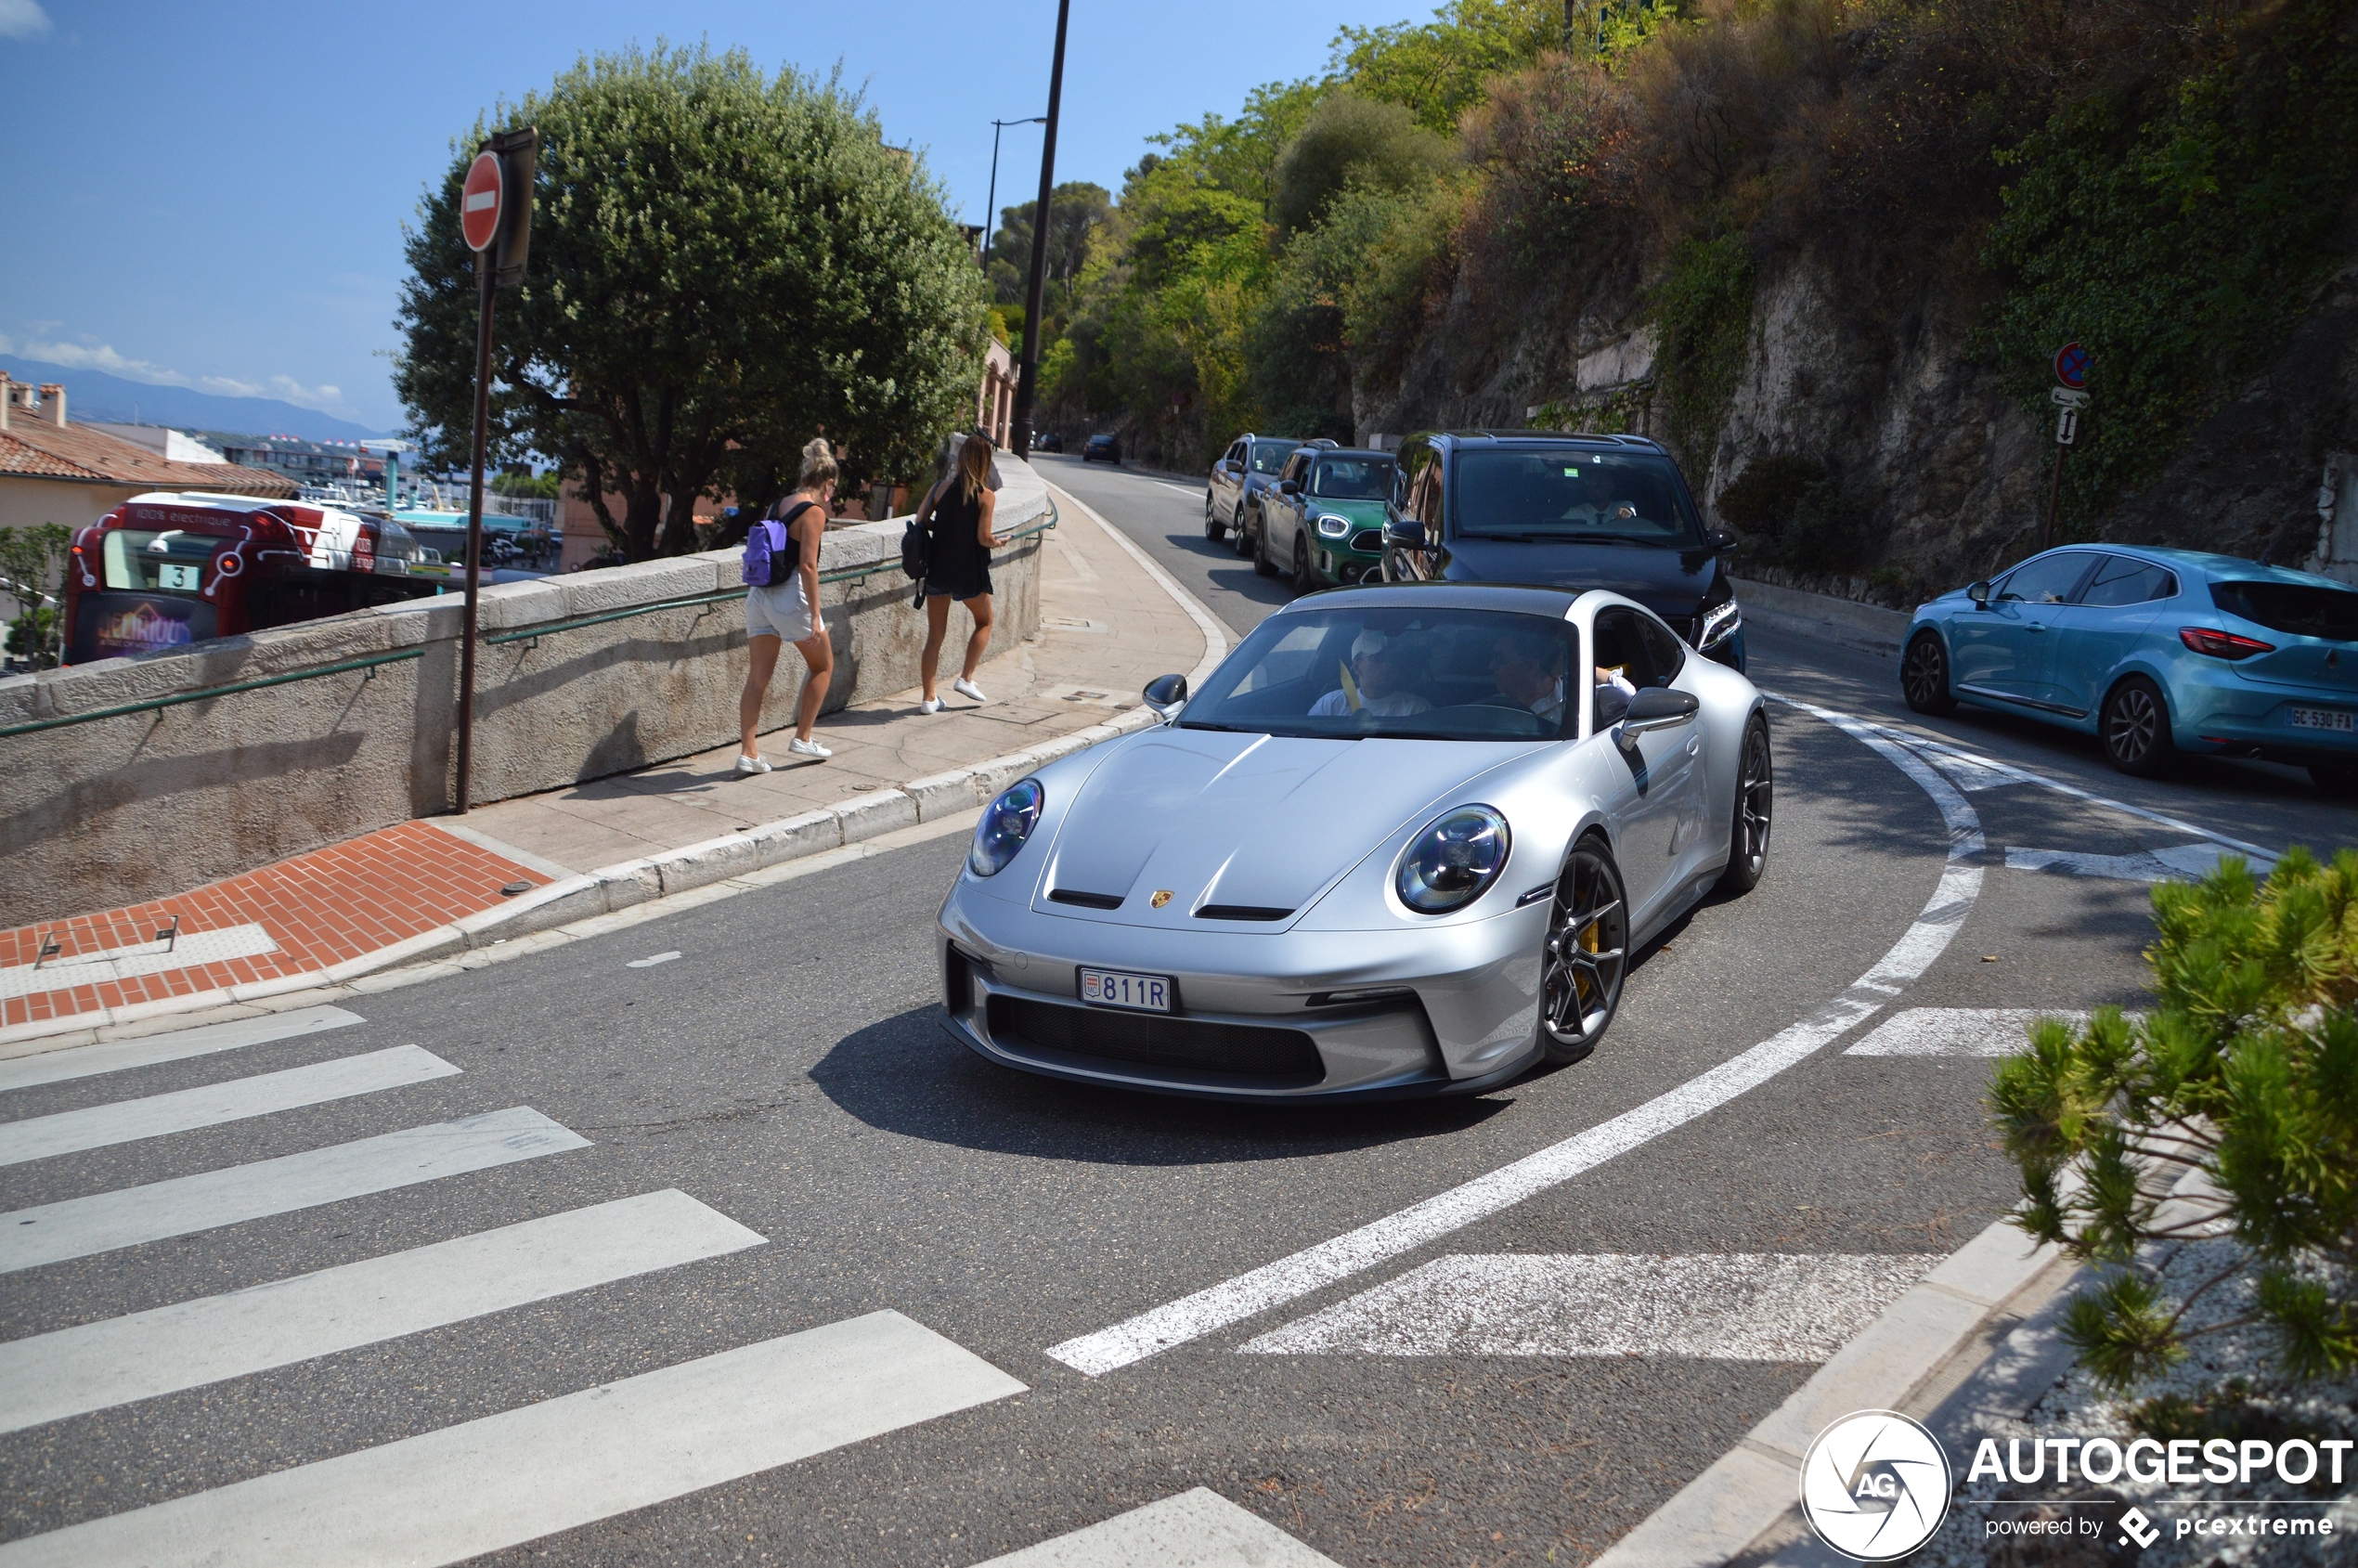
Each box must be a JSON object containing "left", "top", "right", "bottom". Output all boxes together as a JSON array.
[
  {"left": 394, "top": 43, "right": 986, "bottom": 560},
  {"left": 987, "top": 181, "right": 1112, "bottom": 311},
  {"left": 1269, "top": 93, "right": 1453, "bottom": 238},
  {"left": 1992, "top": 849, "right": 2358, "bottom": 1387},
  {"left": 1330, "top": 0, "right": 1564, "bottom": 134},
  {"left": 0, "top": 523, "right": 71, "bottom": 669}
]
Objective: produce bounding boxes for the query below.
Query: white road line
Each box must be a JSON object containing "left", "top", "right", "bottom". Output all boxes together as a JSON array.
[
  {"left": 1045, "top": 699, "right": 1986, "bottom": 1377},
  {"left": 0, "top": 1005, "right": 363, "bottom": 1094},
  {"left": 625, "top": 951, "right": 681, "bottom": 968},
  {"left": 0, "top": 1108, "right": 586, "bottom": 1274},
  {"left": 0, "top": 1045, "right": 459, "bottom": 1168},
  {"left": 0, "top": 1189, "right": 764, "bottom": 1435},
  {"left": 2005, "top": 842, "right": 2268, "bottom": 883},
  {"left": 1812, "top": 712, "right": 2283, "bottom": 862},
  {"left": 1846, "top": 1006, "right": 2090, "bottom": 1056},
  {"left": 1152, "top": 480, "right": 1205, "bottom": 496},
  {"left": 1239, "top": 1252, "right": 1943, "bottom": 1361},
  {"left": 974, "top": 1487, "right": 1342, "bottom": 1567},
  {"left": 0, "top": 924, "right": 279, "bottom": 1003},
  {"left": 0, "top": 1310, "right": 1025, "bottom": 1568}
]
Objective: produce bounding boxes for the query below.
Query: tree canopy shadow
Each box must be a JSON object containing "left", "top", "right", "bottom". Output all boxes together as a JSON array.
[{"left": 809, "top": 1004, "right": 1511, "bottom": 1167}]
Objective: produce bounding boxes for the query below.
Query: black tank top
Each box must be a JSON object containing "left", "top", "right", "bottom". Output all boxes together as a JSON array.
[{"left": 929, "top": 486, "right": 988, "bottom": 574}]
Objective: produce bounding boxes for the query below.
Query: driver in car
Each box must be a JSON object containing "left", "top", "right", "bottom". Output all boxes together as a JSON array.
[{"left": 1310, "top": 629, "right": 1434, "bottom": 717}]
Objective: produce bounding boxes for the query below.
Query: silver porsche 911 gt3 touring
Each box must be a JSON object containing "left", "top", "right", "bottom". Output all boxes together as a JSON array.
[{"left": 936, "top": 583, "right": 1772, "bottom": 1100}]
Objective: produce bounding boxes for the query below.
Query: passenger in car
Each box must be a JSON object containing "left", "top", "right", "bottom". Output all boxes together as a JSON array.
[
  {"left": 1309, "top": 629, "right": 1435, "bottom": 717},
  {"left": 1484, "top": 628, "right": 1569, "bottom": 728}
]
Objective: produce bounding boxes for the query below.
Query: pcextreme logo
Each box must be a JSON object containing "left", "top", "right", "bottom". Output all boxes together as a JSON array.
[{"left": 1799, "top": 1410, "right": 1953, "bottom": 1561}]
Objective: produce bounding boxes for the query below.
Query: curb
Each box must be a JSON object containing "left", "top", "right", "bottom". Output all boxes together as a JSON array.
[
  {"left": 1731, "top": 577, "right": 1911, "bottom": 658},
  {"left": 1590, "top": 1212, "right": 2082, "bottom": 1568}
]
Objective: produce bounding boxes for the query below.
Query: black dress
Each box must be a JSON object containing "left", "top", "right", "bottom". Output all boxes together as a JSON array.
[{"left": 926, "top": 485, "right": 993, "bottom": 601}]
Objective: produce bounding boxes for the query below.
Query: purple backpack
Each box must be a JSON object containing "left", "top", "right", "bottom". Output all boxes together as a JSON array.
[{"left": 742, "top": 500, "right": 817, "bottom": 587}]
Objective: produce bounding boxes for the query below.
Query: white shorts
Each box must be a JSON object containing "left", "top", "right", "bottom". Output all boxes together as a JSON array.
[{"left": 745, "top": 580, "right": 817, "bottom": 643}]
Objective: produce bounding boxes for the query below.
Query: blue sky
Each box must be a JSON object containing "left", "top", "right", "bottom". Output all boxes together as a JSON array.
[{"left": 0, "top": 0, "right": 1418, "bottom": 434}]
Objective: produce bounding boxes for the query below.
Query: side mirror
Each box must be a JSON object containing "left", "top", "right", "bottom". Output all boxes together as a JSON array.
[
  {"left": 1383, "top": 517, "right": 1425, "bottom": 550},
  {"left": 1278, "top": 480, "right": 1300, "bottom": 496},
  {"left": 1616, "top": 686, "right": 1701, "bottom": 740},
  {"left": 1143, "top": 673, "right": 1188, "bottom": 719},
  {"left": 1704, "top": 528, "right": 1737, "bottom": 553},
  {"left": 1967, "top": 580, "right": 1990, "bottom": 607}
]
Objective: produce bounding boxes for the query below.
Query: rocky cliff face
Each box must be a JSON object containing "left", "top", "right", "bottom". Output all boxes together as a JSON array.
[{"left": 1358, "top": 228, "right": 2358, "bottom": 606}]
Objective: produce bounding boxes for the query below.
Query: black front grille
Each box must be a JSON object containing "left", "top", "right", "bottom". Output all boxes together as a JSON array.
[
  {"left": 987, "top": 996, "right": 1323, "bottom": 1081},
  {"left": 1048, "top": 888, "right": 1124, "bottom": 909},
  {"left": 1349, "top": 529, "right": 1384, "bottom": 553}
]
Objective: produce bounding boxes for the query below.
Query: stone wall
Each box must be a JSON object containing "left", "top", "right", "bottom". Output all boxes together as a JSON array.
[{"left": 0, "top": 460, "right": 1050, "bottom": 926}]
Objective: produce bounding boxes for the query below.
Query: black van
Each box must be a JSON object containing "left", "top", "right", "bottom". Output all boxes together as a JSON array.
[{"left": 1380, "top": 431, "right": 1745, "bottom": 669}]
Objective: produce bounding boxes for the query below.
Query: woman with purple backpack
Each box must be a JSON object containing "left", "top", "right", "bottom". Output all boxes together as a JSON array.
[{"left": 736, "top": 437, "right": 837, "bottom": 773}]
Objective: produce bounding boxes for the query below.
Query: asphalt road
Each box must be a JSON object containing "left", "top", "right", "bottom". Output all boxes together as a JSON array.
[{"left": 4, "top": 457, "right": 2351, "bottom": 1568}]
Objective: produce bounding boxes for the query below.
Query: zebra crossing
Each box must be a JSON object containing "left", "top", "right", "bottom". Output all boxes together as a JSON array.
[{"left": 0, "top": 1008, "right": 1029, "bottom": 1567}]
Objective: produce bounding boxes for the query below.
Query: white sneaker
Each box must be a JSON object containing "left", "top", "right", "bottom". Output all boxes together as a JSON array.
[
  {"left": 920, "top": 697, "right": 941, "bottom": 715},
  {"left": 787, "top": 736, "right": 833, "bottom": 759},
  {"left": 734, "top": 754, "right": 771, "bottom": 775},
  {"left": 953, "top": 678, "right": 988, "bottom": 704}
]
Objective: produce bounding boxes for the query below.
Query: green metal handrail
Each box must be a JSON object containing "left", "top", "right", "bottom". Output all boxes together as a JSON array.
[
  {"left": 0, "top": 647, "right": 427, "bottom": 740},
  {"left": 0, "top": 499, "right": 1058, "bottom": 734}
]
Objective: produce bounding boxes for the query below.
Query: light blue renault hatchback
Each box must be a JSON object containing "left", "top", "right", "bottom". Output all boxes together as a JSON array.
[{"left": 1900, "top": 545, "right": 2358, "bottom": 795}]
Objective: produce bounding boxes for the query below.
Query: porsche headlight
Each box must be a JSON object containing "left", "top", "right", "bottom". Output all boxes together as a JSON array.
[
  {"left": 1395, "top": 806, "right": 1510, "bottom": 914},
  {"left": 969, "top": 779, "right": 1043, "bottom": 877},
  {"left": 1698, "top": 598, "right": 1742, "bottom": 651},
  {"left": 1316, "top": 513, "right": 1351, "bottom": 539}
]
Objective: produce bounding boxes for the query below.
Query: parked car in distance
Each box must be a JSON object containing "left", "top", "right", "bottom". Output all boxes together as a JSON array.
[
  {"left": 1205, "top": 433, "right": 1302, "bottom": 545},
  {"left": 1032, "top": 432, "right": 1065, "bottom": 453},
  {"left": 1082, "top": 434, "right": 1121, "bottom": 464},
  {"left": 1900, "top": 546, "right": 2358, "bottom": 792},
  {"left": 1381, "top": 431, "right": 1744, "bottom": 670},
  {"left": 1255, "top": 447, "right": 1396, "bottom": 590}
]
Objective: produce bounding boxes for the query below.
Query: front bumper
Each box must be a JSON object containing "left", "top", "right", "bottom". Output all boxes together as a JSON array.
[
  {"left": 937, "top": 882, "right": 1548, "bottom": 1101},
  {"left": 1315, "top": 544, "right": 1385, "bottom": 586}
]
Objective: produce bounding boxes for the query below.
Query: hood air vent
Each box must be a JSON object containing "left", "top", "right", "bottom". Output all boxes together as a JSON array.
[
  {"left": 1195, "top": 904, "right": 1293, "bottom": 921},
  {"left": 1048, "top": 888, "right": 1124, "bottom": 910}
]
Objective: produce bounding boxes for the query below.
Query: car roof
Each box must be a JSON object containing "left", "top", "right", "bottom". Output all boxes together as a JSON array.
[
  {"left": 1428, "top": 430, "right": 1667, "bottom": 452},
  {"left": 1304, "top": 447, "right": 1393, "bottom": 461},
  {"left": 2037, "top": 543, "right": 2357, "bottom": 590},
  {"left": 1276, "top": 581, "right": 1586, "bottom": 619}
]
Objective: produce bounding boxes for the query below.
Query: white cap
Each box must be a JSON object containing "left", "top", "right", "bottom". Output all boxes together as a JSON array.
[{"left": 1351, "top": 629, "right": 1390, "bottom": 658}]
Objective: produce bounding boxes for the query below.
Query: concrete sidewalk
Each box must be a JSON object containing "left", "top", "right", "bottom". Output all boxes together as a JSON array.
[{"left": 0, "top": 484, "right": 1218, "bottom": 1048}]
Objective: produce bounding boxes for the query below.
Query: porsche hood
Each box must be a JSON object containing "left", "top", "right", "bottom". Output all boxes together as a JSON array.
[{"left": 1031, "top": 727, "right": 1534, "bottom": 927}]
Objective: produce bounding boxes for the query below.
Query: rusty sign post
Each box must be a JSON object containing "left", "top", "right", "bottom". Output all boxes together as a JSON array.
[{"left": 454, "top": 126, "right": 537, "bottom": 814}]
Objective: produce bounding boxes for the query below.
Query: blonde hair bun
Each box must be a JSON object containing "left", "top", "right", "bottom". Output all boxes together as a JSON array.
[{"left": 797, "top": 436, "right": 840, "bottom": 490}]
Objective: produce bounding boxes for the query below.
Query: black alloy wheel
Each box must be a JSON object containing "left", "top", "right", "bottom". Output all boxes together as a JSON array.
[
  {"left": 2101, "top": 675, "right": 2175, "bottom": 777},
  {"left": 1204, "top": 491, "right": 1224, "bottom": 540},
  {"left": 1538, "top": 840, "right": 1629, "bottom": 1065},
  {"left": 1717, "top": 717, "right": 1774, "bottom": 895},
  {"left": 1901, "top": 632, "right": 1957, "bottom": 715},
  {"left": 1292, "top": 536, "right": 1317, "bottom": 594},
  {"left": 1253, "top": 515, "right": 1280, "bottom": 577}
]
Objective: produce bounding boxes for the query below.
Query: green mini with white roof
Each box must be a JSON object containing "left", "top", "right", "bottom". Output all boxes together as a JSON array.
[{"left": 1254, "top": 446, "right": 1398, "bottom": 592}]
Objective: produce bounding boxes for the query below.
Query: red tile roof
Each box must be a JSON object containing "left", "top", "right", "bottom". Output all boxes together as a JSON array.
[{"left": 0, "top": 420, "right": 297, "bottom": 497}]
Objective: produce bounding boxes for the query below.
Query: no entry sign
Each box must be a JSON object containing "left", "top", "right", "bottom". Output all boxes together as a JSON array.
[
  {"left": 2054, "top": 342, "right": 2090, "bottom": 390},
  {"left": 461, "top": 151, "right": 504, "bottom": 253}
]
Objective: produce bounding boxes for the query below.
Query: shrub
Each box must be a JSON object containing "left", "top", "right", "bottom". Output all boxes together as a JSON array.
[
  {"left": 0, "top": 523, "right": 70, "bottom": 669},
  {"left": 1651, "top": 231, "right": 1755, "bottom": 472},
  {"left": 1270, "top": 93, "right": 1452, "bottom": 239},
  {"left": 1991, "top": 849, "right": 2358, "bottom": 1387}
]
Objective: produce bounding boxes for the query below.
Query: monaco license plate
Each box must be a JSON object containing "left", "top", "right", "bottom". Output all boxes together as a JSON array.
[
  {"left": 1079, "top": 967, "right": 1173, "bottom": 1012},
  {"left": 2287, "top": 706, "right": 2355, "bottom": 732}
]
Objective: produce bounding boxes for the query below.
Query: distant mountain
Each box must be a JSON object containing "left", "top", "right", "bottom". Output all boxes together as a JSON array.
[{"left": 0, "top": 356, "right": 392, "bottom": 443}]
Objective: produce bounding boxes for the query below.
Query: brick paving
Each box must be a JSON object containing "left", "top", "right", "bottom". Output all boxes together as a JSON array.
[
  {"left": 0, "top": 823, "right": 549, "bottom": 1031},
  {"left": 0, "top": 483, "right": 1207, "bottom": 1039}
]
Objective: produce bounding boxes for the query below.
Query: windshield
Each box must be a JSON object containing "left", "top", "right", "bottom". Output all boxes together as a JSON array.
[
  {"left": 1179, "top": 605, "right": 1580, "bottom": 742},
  {"left": 1311, "top": 457, "right": 1393, "bottom": 499},
  {"left": 2211, "top": 580, "right": 2358, "bottom": 641},
  {"left": 102, "top": 528, "right": 224, "bottom": 594},
  {"left": 1454, "top": 449, "right": 1699, "bottom": 545},
  {"left": 1249, "top": 441, "right": 1299, "bottom": 475}
]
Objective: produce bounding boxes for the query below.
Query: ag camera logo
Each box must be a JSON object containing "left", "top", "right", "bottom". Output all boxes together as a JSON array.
[{"left": 1800, "top": 1410, "right": 1953, "bottom": 1561}]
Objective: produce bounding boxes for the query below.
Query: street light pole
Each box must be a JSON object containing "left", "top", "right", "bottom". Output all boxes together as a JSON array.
[
  {"left": 982, "top": 116, "right": 1046, "bottom": 273},
  {"left": 1008, "top": 0, "right": 1070, "bottom": 460}
]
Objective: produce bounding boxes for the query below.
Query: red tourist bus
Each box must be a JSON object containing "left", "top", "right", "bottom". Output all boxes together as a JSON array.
[{"left": 63, "top": 492, "right": 446, "bottom": 665}]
